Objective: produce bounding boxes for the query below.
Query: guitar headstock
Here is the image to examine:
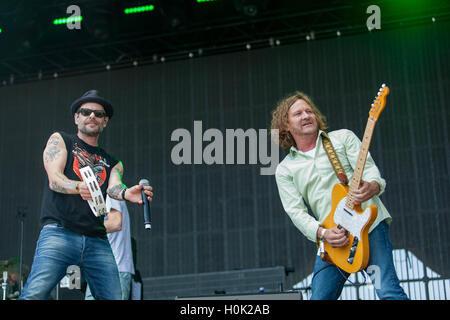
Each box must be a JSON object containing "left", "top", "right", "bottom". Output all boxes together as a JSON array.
[{"left": 369, "top": 84, "right": 389, "bottom": 120}]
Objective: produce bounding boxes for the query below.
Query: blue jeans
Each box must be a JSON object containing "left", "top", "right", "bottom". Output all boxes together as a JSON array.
[
  {"left": 310, "top": 220, "right": 409, "bottom": 300},
  {"left": 85, "top": 272, "right": 132, "bottom": 300},
  {"left": 19, "top": 224, "right": 121, "bottom": 300}
]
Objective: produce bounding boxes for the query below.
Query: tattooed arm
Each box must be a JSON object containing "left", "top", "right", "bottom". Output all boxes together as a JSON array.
[
  {"left": 107, "top": 161, "right": 127, "bottom": 200},
  {"left": 43, "top": 132, "right": 81, "bottom": 194},
  {"left": 107, "top": 161, "right": 154, "bottom": 204}
]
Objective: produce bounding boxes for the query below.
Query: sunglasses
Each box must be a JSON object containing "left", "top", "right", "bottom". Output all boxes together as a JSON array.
[{"left": 77, "top": 108, "right": 107, "bottom": 118}]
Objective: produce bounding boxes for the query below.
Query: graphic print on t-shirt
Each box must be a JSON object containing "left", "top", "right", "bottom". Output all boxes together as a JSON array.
[{"left": 72, "top": 143, "right": 110, "bottom": 186}]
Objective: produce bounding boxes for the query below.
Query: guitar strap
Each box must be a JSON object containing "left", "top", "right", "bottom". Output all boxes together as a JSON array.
[
  {"left": 321, "top": 133, "right": 349, "bottom": 186},
  {"left": 318, "top": 133, "right": 349, "bottom": 264}
]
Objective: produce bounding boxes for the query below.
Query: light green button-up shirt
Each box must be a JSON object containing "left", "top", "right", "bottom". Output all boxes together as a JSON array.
[{"left": 275, "top": 129, "right": 391, "bottom": 243}]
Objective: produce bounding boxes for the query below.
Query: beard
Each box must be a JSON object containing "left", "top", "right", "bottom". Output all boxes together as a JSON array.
[{"left": 78, "top": 120, "right": 104, "bottom": 137}]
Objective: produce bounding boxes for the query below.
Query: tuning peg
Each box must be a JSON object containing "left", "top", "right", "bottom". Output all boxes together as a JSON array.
[{"left": 381, "top": 83, "right": 386, "bottom": 87}]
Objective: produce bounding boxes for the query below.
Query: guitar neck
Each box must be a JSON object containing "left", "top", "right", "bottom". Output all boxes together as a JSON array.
[{"left": 346, "top": 117, "right": 377, "bottom": 209}]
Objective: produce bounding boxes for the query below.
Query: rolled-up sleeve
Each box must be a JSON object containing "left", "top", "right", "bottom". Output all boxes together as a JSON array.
[
  {"left": 275, "top": 164, "right": 320, "bottom": 243},
  {"left": 343, "top": 130, "right": 386, "bottom": 196}
]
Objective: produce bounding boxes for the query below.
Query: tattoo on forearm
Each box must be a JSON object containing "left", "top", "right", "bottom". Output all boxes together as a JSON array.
[
  {"left": 51, "top": 181, "right": 69, "bottom": 194},
  {"left": 56, "top": 173, "right": 77, "bottom": 191},
  {"left": 108, "top": 184, "right": 125, "bottom": 200}
]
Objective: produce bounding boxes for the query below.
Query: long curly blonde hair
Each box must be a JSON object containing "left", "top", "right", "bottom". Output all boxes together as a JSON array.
[{"left": 270, "top": 91, "right": 328, "bottom": 151}]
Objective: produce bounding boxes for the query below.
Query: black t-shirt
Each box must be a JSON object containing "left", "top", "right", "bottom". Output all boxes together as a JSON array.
[{"left": 40, "top": 131, "right": 119, "bottom": 238}]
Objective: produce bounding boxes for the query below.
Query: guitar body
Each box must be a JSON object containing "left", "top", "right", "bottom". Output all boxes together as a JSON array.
[{"left": 322, "top": 183, "right": 378, "bottom": 273}]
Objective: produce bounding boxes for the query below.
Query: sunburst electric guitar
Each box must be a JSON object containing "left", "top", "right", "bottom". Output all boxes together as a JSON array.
[{"left": 321, "top": 84, "right": 389, "bottom": 274}]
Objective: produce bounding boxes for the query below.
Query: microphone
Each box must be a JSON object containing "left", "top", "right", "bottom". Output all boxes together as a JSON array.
[{"left": 139, "top": 179, "right": 151, "bottom": 230}]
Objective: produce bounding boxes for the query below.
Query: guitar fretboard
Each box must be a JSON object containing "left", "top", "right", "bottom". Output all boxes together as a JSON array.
[{"left": 345, "top": 117, "right": 376, "bottom": 210}]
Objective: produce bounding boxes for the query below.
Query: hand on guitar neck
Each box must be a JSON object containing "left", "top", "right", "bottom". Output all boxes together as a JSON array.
[{"left": 350, "top": 180, "right": 380, "bottom": 206}]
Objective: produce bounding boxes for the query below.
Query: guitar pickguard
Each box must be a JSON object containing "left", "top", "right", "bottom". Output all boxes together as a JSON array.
[{"left": 334, "top": 197, "right": 372, "bottom": 240}]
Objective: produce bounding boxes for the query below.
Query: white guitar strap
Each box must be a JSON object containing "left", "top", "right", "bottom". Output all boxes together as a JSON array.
[{"left": 79, "top": 166, "right": 108, "bottom": 217}]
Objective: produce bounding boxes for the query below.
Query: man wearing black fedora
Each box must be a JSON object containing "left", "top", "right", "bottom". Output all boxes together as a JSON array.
[{"left": 19, "top": 90, "right": 153, "bottom": 300}]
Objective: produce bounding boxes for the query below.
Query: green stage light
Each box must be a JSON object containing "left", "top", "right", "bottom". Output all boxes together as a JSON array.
[
  {"left": 197, "top": 0, "right": 218, "bottom": 2},
  {"left": 0, "top": 28, "right": 2, "bottom": 33},
  {"left": 53, "top": 16, "right": 83, "bottom": 25},
  {"left": 124, "top": 5, "right": 155, "bottom": 14}
]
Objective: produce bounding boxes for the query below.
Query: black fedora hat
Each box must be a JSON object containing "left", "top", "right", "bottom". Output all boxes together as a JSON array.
[{"left": 70, "top": 90, "right": 114, "bottom": 119}]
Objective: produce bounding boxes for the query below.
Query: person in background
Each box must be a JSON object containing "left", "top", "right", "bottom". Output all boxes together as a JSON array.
[{"left": 85, "top": 195, "right": 135, "bottom": 300}]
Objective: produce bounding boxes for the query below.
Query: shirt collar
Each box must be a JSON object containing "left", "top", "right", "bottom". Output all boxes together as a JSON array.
[{"left": 289, "top": 130, "right": 328, "bottom": 156}]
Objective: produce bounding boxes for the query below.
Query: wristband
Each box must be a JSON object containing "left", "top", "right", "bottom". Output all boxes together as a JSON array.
[
  {"left": 320, "top": 228, "right": 327, "bottom": 241},
  {"left": 121, "top": 188, "right": 127, "bottom": 201},
  {"left": 317, "top": 228, "right": 326, "bottom": 257}
]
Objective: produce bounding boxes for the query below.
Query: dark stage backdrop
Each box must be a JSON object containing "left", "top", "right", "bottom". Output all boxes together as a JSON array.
[{"left": 0, "top": 21, "right": 449, "bottom": 289}]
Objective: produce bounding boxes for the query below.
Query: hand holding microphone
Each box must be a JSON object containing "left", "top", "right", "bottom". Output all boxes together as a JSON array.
[
  {"left": 108, "top": 181, "right": 153, "bottom": 230},
  {"left": 139, "top": 179, "right": 152, "bottom": 230},
  {"left": 121, "top": 184, "right": 153, "bottom": 204}
]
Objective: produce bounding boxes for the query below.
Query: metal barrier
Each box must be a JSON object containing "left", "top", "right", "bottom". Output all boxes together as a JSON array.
[{"left": 294, "top": 249, "right": 449, "bottom": 300}]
